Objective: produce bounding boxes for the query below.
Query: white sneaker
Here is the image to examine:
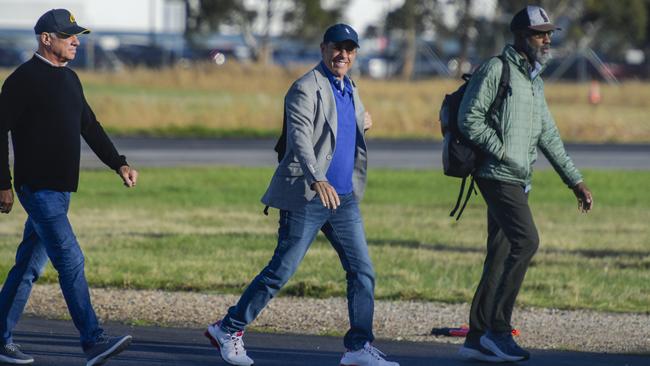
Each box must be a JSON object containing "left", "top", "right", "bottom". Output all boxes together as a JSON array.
[
  {"left": 204, "top": 321, "right": 254, "bottom": 366},
  {"left": 339, "top": 342, "right": 400, "bottom": 366}
]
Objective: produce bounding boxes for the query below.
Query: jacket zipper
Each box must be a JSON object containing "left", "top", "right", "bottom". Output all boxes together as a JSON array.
[{"left": 526, "top": 79, "right": 534, "bottom": 179}]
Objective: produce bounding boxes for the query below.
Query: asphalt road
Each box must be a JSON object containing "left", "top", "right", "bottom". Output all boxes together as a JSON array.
[
  {"left": 79, "top": 137, "right": 650, "bottom": 170},
  {"left": 12, "top": 316, "right": 649, "bottom": 366}
]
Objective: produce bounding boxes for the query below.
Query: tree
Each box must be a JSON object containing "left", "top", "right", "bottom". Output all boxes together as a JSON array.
[
  {"left": 184, "top": 0, "right": 253, "bottom": 38},
  {"left": 645, "top": 1, "right": 650, "bottom": 78},
  {"left": 583, "top": 0, "right": 647, "bottom": 45},
  {"left": 184, "top": 0, "right": 345, "bottom": 65},
  {"left": 283, "top": 0, "right": 346, "bottom": 43},
  {"left": 385, "top": 0, "right": 439, "bottom": 79}
]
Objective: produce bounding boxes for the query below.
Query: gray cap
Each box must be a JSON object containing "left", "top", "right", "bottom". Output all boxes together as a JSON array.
[{"left": 510, "top": 5, "right": 561, "bottom": 33}]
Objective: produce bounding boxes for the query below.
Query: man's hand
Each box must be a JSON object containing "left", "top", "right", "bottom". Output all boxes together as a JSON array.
[
  {"left": 0, "top": 188, "right": 14, "bottom": 214},
  {"left": 363, "top": 111, "right": 373, "bottom": 131},
  {"left": 572, "top": 181, "right": 593, "bottom": 213},
  {"left": 311, "top": 181, "right": 340, "bottom": 209},
  {"left": 118, "top": 165, "right": 138, "bottom": 188}
]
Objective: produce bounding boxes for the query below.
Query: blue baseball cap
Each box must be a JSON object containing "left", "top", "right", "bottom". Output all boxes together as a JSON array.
[
  {"left": 323, "top": 23, "right": 359, "bottom": 48},
  {"left": 34, "top": 9, "right": 90, "bottom": 35}
]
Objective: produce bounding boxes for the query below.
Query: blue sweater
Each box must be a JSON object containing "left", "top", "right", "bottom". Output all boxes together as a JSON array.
[{"left": 321, "top": 63, "right": 356, "bottom": 195}]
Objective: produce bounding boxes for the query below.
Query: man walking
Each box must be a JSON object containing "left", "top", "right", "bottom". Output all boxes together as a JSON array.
[
  {"left": 0, "top": 9, "right": 137, "bottom": 366},
  {"left": 204, "top": 24, "right": 399, "bottom": 366},
  {"left": 456, "top": 5, "right": 593, "bottom": 362}
]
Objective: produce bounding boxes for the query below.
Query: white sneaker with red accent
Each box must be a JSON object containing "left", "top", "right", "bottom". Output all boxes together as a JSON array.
[
  {"left": 339, "top": 342, "right": 400, "bottom": 366},
  {"left": 204, "top": 321, "right": 254, "bottom": 366}
]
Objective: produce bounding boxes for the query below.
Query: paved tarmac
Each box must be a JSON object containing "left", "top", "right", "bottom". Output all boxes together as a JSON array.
[
  {"left": 11, "top": 316, "right": 649, "bottom": 366},
  {"left": 78, "top": 137, "right": 650, "bottom": 170}
]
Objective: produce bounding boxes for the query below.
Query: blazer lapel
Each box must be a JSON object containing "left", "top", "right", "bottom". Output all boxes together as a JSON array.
[
  {"left": 315, "top": 64, "right": 337, "bottom": 138},
  {"left": 349, "top": 78, "right": 367, "bottom": 150},
  {"left": 351, "top": 81, "right": 364, "bottom": 135}
]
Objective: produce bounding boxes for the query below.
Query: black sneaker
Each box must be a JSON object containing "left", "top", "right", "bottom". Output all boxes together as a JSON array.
[
  {"left": 83, "top": 334, "right": 132, "bottom": 366},
  {"left": 458, "top": 337, "right": 505, "bottom": 363},
  {"left": 0, "top": 343, "right": 34, "bottom": 364},
  {"left": 480, "top": 330, "right": 530, "bottom": 362}
]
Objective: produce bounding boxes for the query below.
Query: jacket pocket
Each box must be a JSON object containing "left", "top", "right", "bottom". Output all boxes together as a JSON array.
[
  {"left": 277, "top": 162, "right": 304, "bottom": 176},
  {"left": 500, "top": 148, "right": 527, "bottom": 179}
]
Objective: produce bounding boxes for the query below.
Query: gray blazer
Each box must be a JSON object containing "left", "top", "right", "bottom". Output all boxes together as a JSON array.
[{"left": 261, "top": 63, "right": 368, "bottom": 211}]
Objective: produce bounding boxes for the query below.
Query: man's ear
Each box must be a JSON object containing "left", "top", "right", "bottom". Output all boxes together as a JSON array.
[{"left": 40, "top": 33, "right": 51, "bottom": 46}]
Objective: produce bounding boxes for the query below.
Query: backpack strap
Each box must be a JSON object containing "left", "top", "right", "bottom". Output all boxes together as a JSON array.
[
  {"left": 449, "top": 176, "right": 467, "bottom": 218},
  {"left": 455, "top": 176, "right": 476, "bottom": 221},
  {"left": 486, "top": 55, "right": 511, "bottom": 127}
]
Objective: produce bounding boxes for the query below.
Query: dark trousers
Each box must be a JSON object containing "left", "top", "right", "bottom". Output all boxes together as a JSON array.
[{"left": 467, "top": 178, "right": 539, "bottom": 341}]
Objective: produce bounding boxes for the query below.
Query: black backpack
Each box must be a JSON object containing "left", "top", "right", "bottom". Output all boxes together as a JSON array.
[
  {"left": 274, "top": 111, "right": 288, "bottom": 163},
  {"left": 439, "top": 55, "right": 510, "bottom": 220}
]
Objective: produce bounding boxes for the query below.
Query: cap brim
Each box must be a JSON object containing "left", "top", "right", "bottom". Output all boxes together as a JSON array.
[
  {"left": 529, "top": 24, "right": 561, "bottom": 32},
  {"left": 59, "top": 24, "right": 90, "bottom": 35}
]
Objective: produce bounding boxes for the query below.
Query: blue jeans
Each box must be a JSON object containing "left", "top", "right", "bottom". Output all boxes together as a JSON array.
[
  {"left": 221, "top": 193, "right": 376, "bottom": 350},
  {"left": 0, "top": 186, "right": 103, "bottom": 348}
]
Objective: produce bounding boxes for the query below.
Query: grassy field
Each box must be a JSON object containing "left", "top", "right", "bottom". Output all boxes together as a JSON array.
[
  {"left": 0, "top": 167, "right": 647, "bottom": 313},
  {"left": 2, "top": 63, "right": 649, "bottom": 142}
]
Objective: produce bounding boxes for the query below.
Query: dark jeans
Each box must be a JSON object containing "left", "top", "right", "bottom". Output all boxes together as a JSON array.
[
  {"left": 0, "top": 186, "right": 103, "bottom": 348},
  {"left": 221, "top": 193, "right": 375, "bottom": 350},
  {"left": 467, "top": 178, "right": 539, "bottom": 341}
]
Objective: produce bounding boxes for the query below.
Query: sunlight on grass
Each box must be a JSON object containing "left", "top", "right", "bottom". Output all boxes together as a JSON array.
[{"left": 0, "top": 167, "right": 648, "bottom": 312}]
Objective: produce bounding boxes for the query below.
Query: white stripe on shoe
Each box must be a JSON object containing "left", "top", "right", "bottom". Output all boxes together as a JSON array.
[
  {"left": 458, "top": 345, "right": 506, "bottom": 363},
  {"left": 0, "top": 354, "right": 34, "bottom": 364}
]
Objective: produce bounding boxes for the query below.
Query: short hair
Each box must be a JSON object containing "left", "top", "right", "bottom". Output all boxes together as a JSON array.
[{"left": 36, "top": 32, "right": 59, "bottom": 44}]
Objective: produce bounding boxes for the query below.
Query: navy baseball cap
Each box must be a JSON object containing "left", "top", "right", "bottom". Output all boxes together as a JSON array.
[
  {"left": 323, "top": 23, "right": 359, "bottom": 48},
  {"left": 34, "top": 9, "right": 90, "bottom": 35},
  {"left": 510, "top": 5, "right": 561, "bottom": 33}
]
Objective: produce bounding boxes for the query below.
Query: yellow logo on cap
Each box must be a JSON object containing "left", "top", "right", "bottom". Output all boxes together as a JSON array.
[{"left": 70, "top": 14, "right": 76, "bottom": 23}]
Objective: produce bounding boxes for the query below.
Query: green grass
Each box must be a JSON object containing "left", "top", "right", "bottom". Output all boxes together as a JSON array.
[{"left": 0, "top": 167, "right": 648, "bottom": 313}]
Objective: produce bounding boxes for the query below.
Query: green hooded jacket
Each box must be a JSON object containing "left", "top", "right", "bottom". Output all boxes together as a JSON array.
[{"left": 458, "top": 45, "right": 582, "bottom": 188}]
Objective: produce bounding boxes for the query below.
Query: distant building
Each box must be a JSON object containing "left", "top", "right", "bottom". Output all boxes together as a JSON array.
[
  {"left": 0, "top": 0, "right": 186, "bottom": 69},
  {"left": 0, "top": 0, "right": 185, "bottom": 34}
]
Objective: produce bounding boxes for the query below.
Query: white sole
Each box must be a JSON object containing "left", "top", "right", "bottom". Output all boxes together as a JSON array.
[
  {"left": 458, "top": 345, "right": 506, "bottom": 363},
  {"left": 0, "top": 354, "right": 34, "bottom": 364},
  {"left": 480, "top": 336, "right": 525, "bottom": 362},
  {"left": 85, "top": 335, "right": 132, "bottom": 366}
]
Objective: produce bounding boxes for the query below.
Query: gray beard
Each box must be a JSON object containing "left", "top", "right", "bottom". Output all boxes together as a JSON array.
[{"left": 525, "top": 40, "right": 552, "bottom": 65}]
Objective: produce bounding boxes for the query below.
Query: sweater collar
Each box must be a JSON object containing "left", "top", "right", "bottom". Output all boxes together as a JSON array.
[
  {"left": 34, "top": 52, "right": 68, "bottom": 67},
  {"left": 319, "top": 61, "right": 353, "bottom": 95}
]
